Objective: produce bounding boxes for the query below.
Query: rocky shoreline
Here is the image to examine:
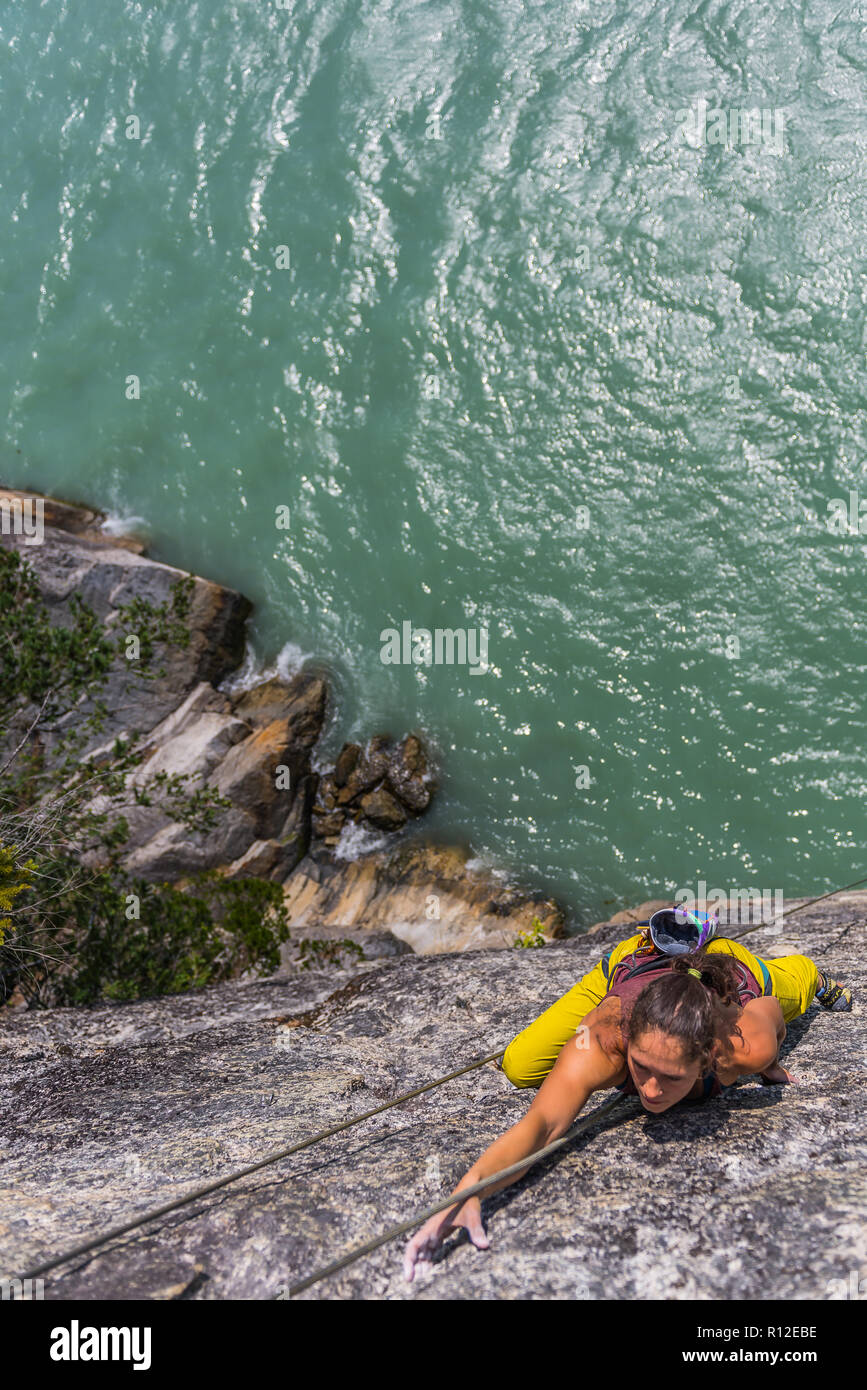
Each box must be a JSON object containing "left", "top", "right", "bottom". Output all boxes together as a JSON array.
[{"left": 0, "top": 484, "right": 564, "bottom": 966}]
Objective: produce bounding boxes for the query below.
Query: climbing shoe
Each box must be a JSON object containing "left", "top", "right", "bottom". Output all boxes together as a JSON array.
[{"left": 815, "top": 971, "right": 853, "bottom": 1012}]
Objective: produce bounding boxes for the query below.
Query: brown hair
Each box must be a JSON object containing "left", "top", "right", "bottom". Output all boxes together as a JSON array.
[{"left": 622, "top": 950, "right": 744, "bottom": 1075}]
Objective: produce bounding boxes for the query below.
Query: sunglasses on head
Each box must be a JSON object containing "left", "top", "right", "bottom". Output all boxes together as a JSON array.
[{"left": 641, "top": 906, "right": 719, "bottom": 955}]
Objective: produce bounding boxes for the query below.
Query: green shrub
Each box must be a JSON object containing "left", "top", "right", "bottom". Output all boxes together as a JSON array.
[
  {"left": 53, "top": 870, "right": 290, "bottom": 1006},
  {"left": 0, "top": 843, "right": 36, "bottom": 943},
  {"left": 0, "top": 546, "right": 286, "bottom": 1007},
  {"left": 295, "top": 937, "right": 366, "bottom": 971},
  {"left": 513, "top": 916, "right": 547, "bottom": 949}
]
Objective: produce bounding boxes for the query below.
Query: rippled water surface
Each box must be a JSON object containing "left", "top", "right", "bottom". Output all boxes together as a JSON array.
[{"left": 3, "top": 0, "right": 867, "bottom": 924}]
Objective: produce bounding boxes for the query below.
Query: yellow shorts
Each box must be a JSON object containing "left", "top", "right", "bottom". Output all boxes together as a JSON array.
[{"left": 501, "top": 932, "right": 819, "bottom": 1089}]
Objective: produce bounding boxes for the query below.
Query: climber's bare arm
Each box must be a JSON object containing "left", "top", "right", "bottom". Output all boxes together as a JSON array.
[
  {"left": 474, "top": 1016, "right": 623, "bottom": 1184},
  {"left": 403, "top": 1008, "right": 624, "bottom": 1280},
  {"left": 714, "top": 996, "right": 794, "bottom": 1085}
]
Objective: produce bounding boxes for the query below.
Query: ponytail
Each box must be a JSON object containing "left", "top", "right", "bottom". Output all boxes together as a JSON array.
[{"left": 623, "top": 949, "right": 744, "bottom": 1074}]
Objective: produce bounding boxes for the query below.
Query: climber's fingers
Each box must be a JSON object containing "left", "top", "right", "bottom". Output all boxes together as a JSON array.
[
  {"left": 403, "top": 1196, "right": 491, "bottom": 1280},
  {"left": 460, "top": 1202, "right": 490, "bottom": 1251},
  {"left": 403, "top": 1210, "right": 456, "bottom": 1282},
  {"left": 760, "top": 1061, "right": 798, "bottom": 1086}
]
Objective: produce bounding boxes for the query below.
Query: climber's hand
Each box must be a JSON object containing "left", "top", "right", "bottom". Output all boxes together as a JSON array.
[
  {"left": 760, "top": 1060, "right": 798, "bottom": 1085},
  {"left": 403, "top": 1196, "right": 489, "bottom": 1282}
]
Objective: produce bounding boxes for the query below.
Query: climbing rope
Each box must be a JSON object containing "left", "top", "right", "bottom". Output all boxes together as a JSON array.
[
  {"left": 17, "top": 872, "right": 864, "bottom": 1284},
  {"left": 286, "top": 1092, "right": 632, "bottom": 1296},
  {"left": 17, "top": 1046, "right": 505, "bottom": 1280},
  {"left": 732, "top": 873, "right": 867, "bottom": 941}
]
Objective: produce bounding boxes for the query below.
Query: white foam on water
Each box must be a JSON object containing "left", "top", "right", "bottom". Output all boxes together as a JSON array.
[
  {"left": 274, "top": 641, "right": 310, "bottom": 681},
  {"left": 465, "top": 854, "right": 508, "bottom": 881},
  {"left": 310, "top": 746, "right": 332, "bottom": 775},
  {"left": 100, "top": 513, "right": 152, "bottom": 541},
  {"left": 333, "top": 819, "right": 390, "bottom": 861},
  {"left": 219, "top": 640, "right": 314, "bottom": 696}
]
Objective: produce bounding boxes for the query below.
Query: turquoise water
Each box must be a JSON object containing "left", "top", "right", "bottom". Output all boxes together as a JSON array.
[{"left": 3, "top": 0, "right": 867, "bottom": 926}]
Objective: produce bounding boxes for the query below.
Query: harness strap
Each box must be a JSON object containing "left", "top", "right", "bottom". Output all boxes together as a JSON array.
[
  {"left": 608, "top": 948, "right": 672, "bottom": 991},
  {"left": 755, "top": 957, "right": 773, "bottom": 996},
  {"left": 604, "top": 939, "right": 772, "bottom": 1000}
]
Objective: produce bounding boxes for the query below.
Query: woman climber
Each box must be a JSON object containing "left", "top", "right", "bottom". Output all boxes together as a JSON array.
[{"left": 403, "top": 906, "right": 852, "bottom": 1281}]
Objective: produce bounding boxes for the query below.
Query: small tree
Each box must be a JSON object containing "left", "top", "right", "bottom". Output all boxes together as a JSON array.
[{"left": 0, "top": 546, "right": 287, "bottom": 1006}]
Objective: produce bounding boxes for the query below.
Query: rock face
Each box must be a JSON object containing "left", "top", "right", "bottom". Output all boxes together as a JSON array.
[
  {"left": 281, "top": 842, "right": 564, "bottom": 953},
  {"left": 0, "top": 486, "right": 251, "bottom": 761},
  {"left": 311, "top": 734, "right": 434, "bottom": 843},
  {"left": 0, "top": 900, "right": 864, "bottom": 1300},
  {"left": 0, "top": 485, "right": 561, "bottom": 952}
]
